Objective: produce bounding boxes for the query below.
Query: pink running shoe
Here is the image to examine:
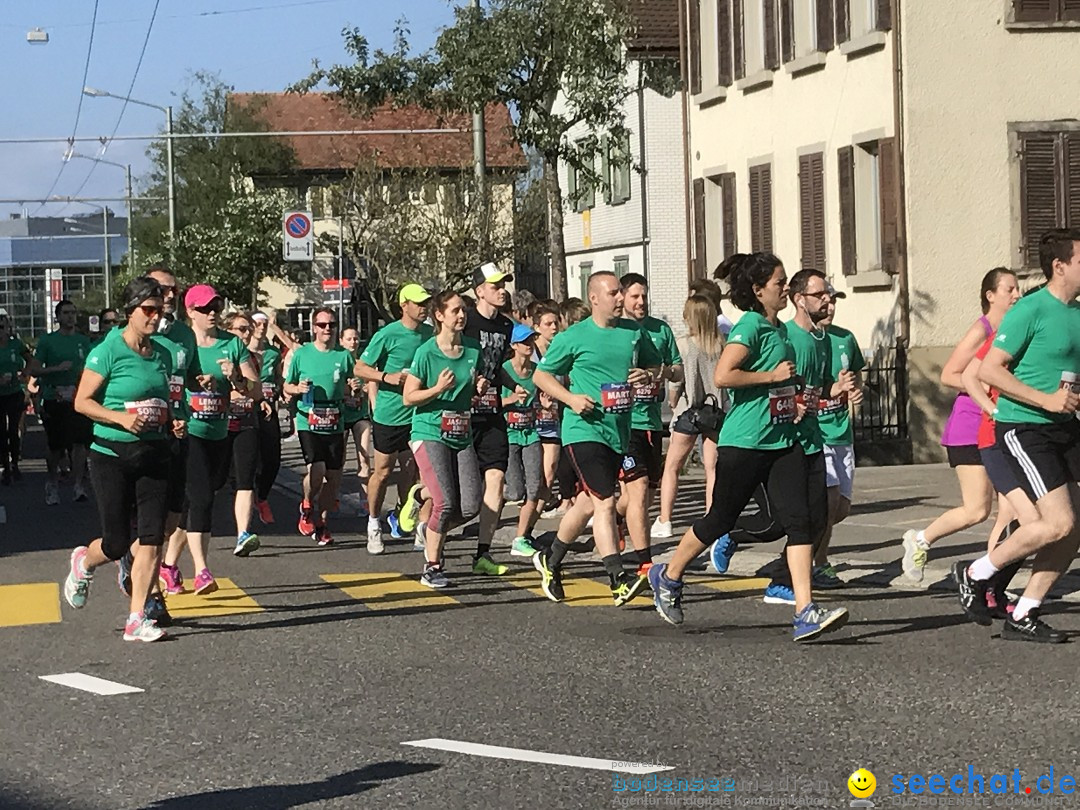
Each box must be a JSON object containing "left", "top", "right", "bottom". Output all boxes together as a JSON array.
[
  {"left": 193, "top": 568, "right": 218, "bottom": 595},
  {"left": 158, "top": 563, "right": 185, "bottom": 595},
  {"left": 298, "top": 500, "right": 316, "bottom": 536},
  {"left": 123, "top": 614, "right": 166, "bottom": 643},
  {"left": 316, "top": 525, "right": 334, "bottom": 546},
  {"left": 256, "top": 499, "right": 275, "bottom": 525}
]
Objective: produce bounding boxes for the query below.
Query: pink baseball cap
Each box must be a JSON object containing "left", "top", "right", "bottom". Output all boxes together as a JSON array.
[{"left": 184, "top": 284, "right": 222, "bottom": 310}]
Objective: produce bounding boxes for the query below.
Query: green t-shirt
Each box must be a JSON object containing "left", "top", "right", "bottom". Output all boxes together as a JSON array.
[
  {"left": 152, "top": 319, "right": 201, "bottom": 420},
  {"left": 188, "top": 333, "right": 250, "bottom": 441},
  {"left": 537, "top": 318, "right": 662, "bottom": 455},
  {"left": 342, "top": 349, "right": 371, "bottom": 423},
  {"left": 84, "top": 333, "right": 174, "bottom": 455},
  {"left": 254, "top": 344, "right": 283, "bottom": 402},
  {"left": 994, "top": 287, "right": 1080, "bottom": 425},
  {"left": 285, "top": 342, "right": 354, "bottom": 434},
  {"left": 818, "top": 326, "right": 865, "bottom": 446},
  {"left": 502, "top": 359, "right": 539, "bottom": 447},
  {"left": 408, "top": 337, "right": 482, "bottom": 451},
  {"left": 0, "top": 337, "right": 27, "bottom": 397},
  {"left": 718, "top": 312, "right": 798, "bottom": 451},
  {"left": 630, "top": 315, "right": 682, "bottom": 432},
  {"left": 785, "top": 320, "right": 831, "bottom": 455},
  {"left": 34, "top": 330, "right": 92, "bottom": 402},
  {"left": 359, "top": 320, "right": 435, "bottom": 427}
]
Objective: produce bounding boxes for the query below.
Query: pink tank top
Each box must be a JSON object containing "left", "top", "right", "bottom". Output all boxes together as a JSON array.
[{"left": 940, "top": 316, "right": 991, "bottom": 447}]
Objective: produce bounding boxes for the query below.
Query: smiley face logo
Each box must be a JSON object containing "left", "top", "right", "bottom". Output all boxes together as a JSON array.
[{"left": 848, "top": 769, "right": 876, "bottom": 799}]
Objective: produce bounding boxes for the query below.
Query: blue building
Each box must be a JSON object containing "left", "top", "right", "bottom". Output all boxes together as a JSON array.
[{"left": 0, "top": 213, "right": 128, "bottom": 339}]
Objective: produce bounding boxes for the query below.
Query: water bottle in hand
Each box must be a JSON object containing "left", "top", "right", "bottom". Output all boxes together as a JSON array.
[{"left": 302, "top": 378, "right": 314, "bottom": 408}]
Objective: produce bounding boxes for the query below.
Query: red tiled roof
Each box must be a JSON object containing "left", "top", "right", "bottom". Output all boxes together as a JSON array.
[
  {"left": 229, "top": 92, "right": 527, "bottom": 172},
  {"left": 627, "top": 0, "right": 681, "bottom": 56}
]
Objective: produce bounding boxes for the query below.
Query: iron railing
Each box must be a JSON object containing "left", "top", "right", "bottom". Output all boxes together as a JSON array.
[{"left": 853, "top": 339, "right": 910, "bottom": 445}]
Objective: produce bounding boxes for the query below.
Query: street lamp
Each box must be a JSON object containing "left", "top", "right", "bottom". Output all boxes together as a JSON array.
[
  {"left": 82, "top": 86, "right": 175, "bottom": 247},
  {"left": 66, "top": 153, "right": 135, "bottom": 273},
  {"left": 57, "top": 198, "right": 113, "bottom": 308}
]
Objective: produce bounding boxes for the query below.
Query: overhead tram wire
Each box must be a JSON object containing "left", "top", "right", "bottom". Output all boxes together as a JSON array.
[
  {"left": 0, "top": 129, "right": 465, "bottom": 145},
  {"left": 33, "top": 0, "right": 101, "bottom": 215}
]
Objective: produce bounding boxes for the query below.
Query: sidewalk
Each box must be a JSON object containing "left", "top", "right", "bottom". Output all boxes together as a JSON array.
[{"left": 273, "top": 442, "right": 1080, "bottom": 604}]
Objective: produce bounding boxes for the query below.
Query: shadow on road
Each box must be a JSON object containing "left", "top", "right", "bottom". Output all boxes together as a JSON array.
[{"left": 146, "top": 760, "right": 440, "bottom": 809}]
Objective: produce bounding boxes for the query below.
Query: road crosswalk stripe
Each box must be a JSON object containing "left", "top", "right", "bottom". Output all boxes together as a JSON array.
[
  {"left": 166, "top": 577, "right": 262, "bottom": 618},
  {"left": 503, "top": 571, "right": 615, "bottom": 605},
  {"left": 321, "top": 573, "right": 459, "bottom": 610},
  {"left": 0, "top": 583, "right": 61, "bottom": 627}
]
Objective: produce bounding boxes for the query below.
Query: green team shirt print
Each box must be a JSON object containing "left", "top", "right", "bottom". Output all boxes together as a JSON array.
[
  {"left": 152, "top": 319, "right": 201, "bottom": 420},
  {"left": 0, "top": 338, "right": 27, "bottom": 397},
  {"left": 537, "top": 318, "right": 662, "bottom": 456},
  {"left": 359, "top": 320, "right": 435, "bottom": 427},
  {"left": 718, "top": 311, "right": 798, "bottom": 451},
  {"left": 630, "top": 315, "right": 682, "bottom": 432},
  {"left": 408, "top": 337, "right": 482, "bottom": 451},
  {"left": 34, "top": 331, "right": 92, "bottom": 402},
  {"left": 84, "top": 335, "right": 174, "bottom": 455},
  {"left": 994, "top": 287, "right": 1080, "bottom": 425},
  {"left": 818, "top": 326, "right": 865, "bottom": 446},
  {"left": 188, "top": 333, "right": 250, "bottom": 441},
  {"left": 285, "top": 343, "right": 354, "bottom": 434},
  {"left": 502, "top": 359, "right": 539, "bottom": 447},
  {"left": 342, "top": 349, "right": 370, "bottom": 423},
  {"left": 785, "top": 320, "right": 831, "bottom": 455}
]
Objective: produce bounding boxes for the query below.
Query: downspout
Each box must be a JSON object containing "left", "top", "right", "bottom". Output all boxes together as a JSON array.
[
  {"left": 637, "top": 61, "right": 650, "bottom": 284},
  {"left": 891, "top": 0, "right": 910, "bottom": 349},
  {"left": 678, "top": 0, "right": 694, "bottom": 283}
]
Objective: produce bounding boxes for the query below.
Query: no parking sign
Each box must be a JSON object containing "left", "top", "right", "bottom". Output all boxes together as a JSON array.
[{"left": 282, "top": 211, "right": 313, "bottom": 261}]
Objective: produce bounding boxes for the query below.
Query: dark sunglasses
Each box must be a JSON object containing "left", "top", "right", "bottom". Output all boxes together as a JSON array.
[
  {"left": 102, "top": 318, "right": 118, "bottom": 326},
  {"left": 193, "top": 304, "right": 222, "bottom": 315},
  {"left": 313, "top": 321, "right": 338, "bottom": 330},
  {"left": 157, "top": 284, "right": 177, "bottom": 294},
  {"left": 137, "top": 305, "right": 162, "bottom": 317}
]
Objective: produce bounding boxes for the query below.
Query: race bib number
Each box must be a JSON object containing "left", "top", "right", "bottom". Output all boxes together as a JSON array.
[
  {"left": 56, "top": 385, "right": 76, "bottom": 403},
  {"left": 818, "top": 391, "right": 848, "bottom": 415},
  {"left": 633, "top": 380, "right": 663, "bottom": 404},
  {"left": 768, "top": 385, "right": 798, "bottom": 425},
  {"left": 536, "top": 404, "right": 559, "bottom": 432},
  {"left": 124, "top": 397, "right": 169, "bottom": 429},
  {"left": 440, "top": 411, "right": 471, "bottom": 441},
  {"left": 308, "top": 406, "right": 340, "bottom": 432},
  {"left": 472, "top": 387, "right": 500, "bottom": 414},
  {"left": 228, "top": 396, "right": 255, "bottom": 432},
  {"left": 797, "top": 385, "right": 822, "bottom": 414},
  {"left": 261, "top": 382, "right": 276, "bottom": 402},
  {"left": 506, "top": 408, "right": 536, "bottom": 431},
  {"left": 1061, "top": 371, "right": 1080, "bottom": 394},
  {"left": 600, "top": 382, "right": 633, "bottom": 414},
  {"left": 168, "top": 375, "right": 184, "bottom": 405},
  {"left": 190, "top": 391, "right": 226, "bottom": 421}
]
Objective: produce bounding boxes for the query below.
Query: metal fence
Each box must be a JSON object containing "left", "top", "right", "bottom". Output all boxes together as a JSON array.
[{"left": 853, "top": 339, "right": 910, "bottom": 452}]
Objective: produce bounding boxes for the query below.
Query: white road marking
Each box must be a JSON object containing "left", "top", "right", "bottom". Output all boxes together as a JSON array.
[
  {"left": 858, "top": 484, "right": 937, "bottom": 494},
  {"left": 39, "top": 673, "right": 143, "bottom": 695},
  {"left": 402, "top": 738, "right": 672, "bottom": 774}
]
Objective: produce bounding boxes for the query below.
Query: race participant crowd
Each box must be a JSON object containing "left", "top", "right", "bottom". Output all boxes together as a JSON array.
[{"left": 3, "top": 228, "right": 1079, "bottom": 645}]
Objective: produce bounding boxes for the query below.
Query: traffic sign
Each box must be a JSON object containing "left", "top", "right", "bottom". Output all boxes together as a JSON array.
[
  {"left": 283, "top": 211, "right": 314, "bottom": 261},
  {"left": 321, "top": 279, "right": 351, "bottom": 291}
]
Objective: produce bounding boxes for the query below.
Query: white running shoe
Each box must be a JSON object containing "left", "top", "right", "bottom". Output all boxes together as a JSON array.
[
  {"left": 413, "top": 521, "right": 427, "bottom": 552},
  {"left": 651, "top": 518, "right": 673, "bottom": 539},
  {"left": 367, "top": 520, "right": 385, "bottom": 555},
  {"left": 123, "top": 614, "right": 166, "bottom": 642},
  {"left": 901, "top": 530, "right": 929, "bottom": 583}
]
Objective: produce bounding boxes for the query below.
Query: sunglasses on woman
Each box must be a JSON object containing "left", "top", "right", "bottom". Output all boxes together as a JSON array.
[
  {"left": 137, "top": 305, "right": 163, "bottom": 317},
  {"left": 193, "top": 304, "right": 222, "bottom": 315}
]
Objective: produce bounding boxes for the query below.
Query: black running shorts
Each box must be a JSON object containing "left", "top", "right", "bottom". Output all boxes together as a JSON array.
[
  {"left": 997, "top": 420, "right": 1080, "bottom": 501},
  {"left": 565, "top": 441, "right": 622, "bottom": 500}
]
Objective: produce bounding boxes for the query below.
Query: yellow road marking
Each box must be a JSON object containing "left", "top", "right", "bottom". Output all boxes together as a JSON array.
[
  {"left": 321, "top": 573, "right": 459, "bottom": 610},
  {"left": 0, "top": 583, "right": 61, "bottom": 627},
  {"left": 505, "top": 571, "right": 615, "bottom": 606},
  {"left": 166, "top": 577, "right": 262, "bottom": 617},
  {"left": 692, "top": 576, "right": 772, "bottom": 594}
]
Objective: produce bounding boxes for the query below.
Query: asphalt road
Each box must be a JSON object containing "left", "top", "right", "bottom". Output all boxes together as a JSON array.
[{"left": 3, "top": 428, "right": 1080, "bottom": 810}]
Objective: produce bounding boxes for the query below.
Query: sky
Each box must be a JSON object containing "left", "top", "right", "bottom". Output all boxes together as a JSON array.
[{"left": 0, "top": 0, "right": 458, "bottom": 220}]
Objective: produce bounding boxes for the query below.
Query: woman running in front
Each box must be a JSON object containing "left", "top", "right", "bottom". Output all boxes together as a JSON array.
[
  {"left": 901, "top": 268, "right": 1020, "bottom": 582},
  {"left": 402, "top": 291, "right": 486, "bottom": 588},
  {"left": 62, "top": 277, "right": 183, "bottom": 642},
  {"left": 283, "top": 307, "right": 355, "bottom": 546},
  {"left": 647, "top": 253, "right": 849, "bottom": 642},
  {"left": 249, "top": 311, "right": 284, "bottom": 524},
  {"left": 224, "top": 311, "right": 271, "bottom": 556},
  {"left": 162, "top": 285, "right": 261, "bottom": 594}
]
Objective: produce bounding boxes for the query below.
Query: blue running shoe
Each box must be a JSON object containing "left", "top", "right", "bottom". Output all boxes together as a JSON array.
[
  {"left": 233, "top": 531, "right": 260, "bottom": 557},
  {"left": 144, "top": 593, "right": 173, "bottom": 628},
  {"left": 117, "top": 552, "right": 133, "bottom": 597},
  {"left": 709, "top": 534, "right": 738, "bottom": 574},
  {"left": 387, "top": 510, "right": 406, "bottom": 540},
  {"left": 648, "top": 563, "right": 684, "bottom": 626},
  {"left": 763, "top": 582, "right": 796, "bottom": 605},
  {"left": 792, "top": 601, "right": 849, "bottom": 642}
]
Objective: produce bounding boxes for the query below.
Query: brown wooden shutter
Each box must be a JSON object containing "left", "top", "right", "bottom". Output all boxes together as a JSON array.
[
  {"left": 733, "top": 0, "right": 746, "bottom": 80},
  {"left": 717, "top": 0, "right": 733, "bottom": 86},
  {"left": 720, "top": 172, "right": 738, "bottom": 259},
  {"left": 750, "top": 164, "right": 774, "bottom": 253},
  {"left": 836, "top": 0, "right": 851, "bottom": 43},
  {"left": 875, "top": 0, "right": 893, "bottom": 30},
  {"left": 812, "top": 153, "right": 826, "bottom": 268},
  {"left": 762, "top": 165, "right": 774, "bottom": 252},
  {"left": 693, "top": 177, "right": 707, "bottom": 278},
  {"left": 878, "top": 137, "right": 898, "bottom": 274},
  {"left": 749, "top": 166, "right": 763, "bottom": 252},
  {"left": 838, "top": 146, "right": 857, "bottom": 276},
  {"left": 1066, "top": 132, "right": 1080, "bottom": 226},
  {"left": 1019, "top": 132, "right": 1060, "bottom": 267},
  {"left": 764, "top": 0, "right": 780, "bottom": 70},
  {"left": 799, "top": 154, "right": 827, "bottom": 270},
  {"left": 780, "top": 0, "right": 795, "bottom": 63},
  {"left": 689, "top": 0, "right": 702, "bottom": 95},
  {"left": 817, "top": 0, "right": 835, "bottom": 50},
  {"left": 1064, "top": 0, "right": 1080, "bottom": 21},
  {"left": 1013, "top": 0, "right": 1058, "bottom": 22}
]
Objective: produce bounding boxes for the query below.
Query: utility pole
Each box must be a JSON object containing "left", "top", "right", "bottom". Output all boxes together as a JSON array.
[
  {"left": 472, "top": 0, "right": 489, "bottom": 259},
  {"left": 102, "top": 207, "right": 112, "bottom": 308},
  {"left": 125, "top": 163, "right": 136, "bottom": 274},
  {"left": 166, "top": 104, "right": 176, "bottom": 258}
]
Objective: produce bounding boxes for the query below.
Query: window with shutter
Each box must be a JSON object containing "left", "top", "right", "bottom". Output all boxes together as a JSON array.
[
  {"left": 1012, "top": 0, "right": 1060, "bottom": 22},
  {"left": 875, "top": 0, "right": 892, "bottom": 31},
  {"left": 690, "top": 0, "right": 703, "bottom": 94},
  {"left": 838, "top": 146, "right": 857, "bottom": 276},
  {"left": 1019, "top": 132, "right": 1062, "bottom": 267},
  {"left": 799, "top": 153, "right": 827, "bottom": 271},
  {"left": 816, "top": 0, "right": 834, "bottom": 49},
  {"left": 1065, "top": 0, "right": 1080, "bottom": 22},
  {"left": 762, "top": 165, "right": 774, "bottom": 252},
  {"left": 749, "top": 168, "right": 762, "bottom": 252},
  {"left": 733, "top": 0, "right": 746, "bottom": 79},
  {"left": 720, "top": 173, "right": 738, "bottom": 259},
  {"left": 836, "top": 0, "right": 851, "bottom": 42},
  {"left": 764, "top": 0, "right": 780, "bottom": 69},
  {"left": 693, "top": 178, "right": 708, "bottom": 278},
  {"left": 718, "top": 0, "right": 734, "bottom": 86},
  {"left": 781, "top": 0, "right": 795, "bottom": 62},
  {"left": 878, "top": 138, "right": 898, "bottom": 274},
  {"left": 749, "top": 164, "right": 774, "bottom": 253}
]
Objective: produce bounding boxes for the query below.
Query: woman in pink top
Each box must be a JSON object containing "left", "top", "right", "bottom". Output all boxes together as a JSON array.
[{"left": 901, "top": 268, "right": 1020, "bottom": 583}]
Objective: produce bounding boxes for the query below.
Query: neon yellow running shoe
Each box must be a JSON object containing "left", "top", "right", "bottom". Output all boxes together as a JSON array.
[
  {"left": 398, "top": 483, "right": 423, "bottom": 533},
  {"left": 472, "top": 553, "right": 509, "bottom": 576}
]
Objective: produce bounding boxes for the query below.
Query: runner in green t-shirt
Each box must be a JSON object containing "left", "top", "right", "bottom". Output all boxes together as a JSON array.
[
  {"left": 247, "top": 310, "right": 288, "bottom": 526},
  {"left": 0, "top": 314, "right": 32, "bottom": 483},
  {"left": 62, "top": 276, "right": 186, "bottom": 643},
  {"left": 340, "top": 327, "right": 373, "bottom": 487},
  {"left": 402, "top": 291, "right": 486, "bottom": 589},
  {"left": 355, "top": 283, "right": 434, "bottom": 554},
  {"left": 34, "top": 299, "right": 93, "bottom": 505},
  {"left": 532, "top": 271, "right": 662, "bottom": 607},
  {"left": 618, "top": 273, "right": 684, "bottom": 577},
  {"left": 648, "top": 254, "right": 849, "bottom": 642}
]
